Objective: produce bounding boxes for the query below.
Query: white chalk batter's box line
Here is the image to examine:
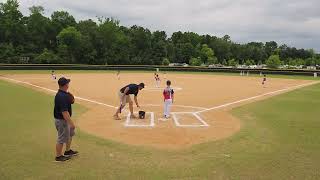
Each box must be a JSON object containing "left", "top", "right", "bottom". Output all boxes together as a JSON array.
[
  {"left": 124, "top": 111, "right": 210, "bottom": 128},
  {"left": 125, "top": 112, "right": 155, "bottom": 127},
  {"left": 172, "top": 112, "right": 210, "bottom": 127}
]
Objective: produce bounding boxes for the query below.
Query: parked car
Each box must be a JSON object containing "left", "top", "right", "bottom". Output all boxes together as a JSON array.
[{"left": 169, "top": 63, "right": 189, "bottom": 67}]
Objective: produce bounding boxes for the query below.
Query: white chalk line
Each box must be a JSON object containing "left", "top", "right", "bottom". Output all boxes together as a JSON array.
[
  {"left": 0, "top": 76, "right": 117, "bottom": 109},
  {"left": 172, "top": 112, "right": 209, "bottom": 127},
  {"left": 1, "top": 76, "right": 57, "bottom": 93},
  {"left": 125, "top": 112, "right": 155, "bottom": 127},
  {"left": 193, "top": 112, "right": 210, "bottom": 127},
  {"left": 197, "top": 81, "right": 319, "bottom": 113}
]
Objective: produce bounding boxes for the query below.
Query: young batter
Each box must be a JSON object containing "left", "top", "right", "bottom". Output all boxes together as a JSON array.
[{"left": 163, "top": 80, "right": 174, "bottom": 118}]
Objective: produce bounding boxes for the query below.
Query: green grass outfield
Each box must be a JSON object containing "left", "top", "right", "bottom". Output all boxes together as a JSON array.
[
  {"left": 0, "top": 76, "right": 320, "bottom": 179},
  {"left": 1, "top": 69, "right": 319, "bottom": 80}
]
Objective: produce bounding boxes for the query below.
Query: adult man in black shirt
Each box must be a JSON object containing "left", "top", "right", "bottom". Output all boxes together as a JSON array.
[
  {"left": 113, "top": 83, "right": 145, "bottom": 120},
  {"left": 54, "top": 77, "right": 78, "bottom": 162}
]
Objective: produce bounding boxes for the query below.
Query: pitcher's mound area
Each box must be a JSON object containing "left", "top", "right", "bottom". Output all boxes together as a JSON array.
[{"left": 1, "top": 72, "right": 316, "bottom": 149}]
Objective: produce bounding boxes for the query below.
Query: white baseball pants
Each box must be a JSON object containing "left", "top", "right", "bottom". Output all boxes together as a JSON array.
[{"left": 164, "top": 99, "right": 172, "bottom": 117}]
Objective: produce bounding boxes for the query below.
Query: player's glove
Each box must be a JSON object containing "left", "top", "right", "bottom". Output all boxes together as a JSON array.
[{"left": 68, "top": 92, "right": 75, "bottom": 104}]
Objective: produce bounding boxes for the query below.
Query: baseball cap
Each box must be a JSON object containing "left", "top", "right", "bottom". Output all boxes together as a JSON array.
[
  {"left": 58, "top": 77, "right": 70, "bottom": 86},
  {"left": 139, "top": 83, "right": 145, "bottom": 88}
]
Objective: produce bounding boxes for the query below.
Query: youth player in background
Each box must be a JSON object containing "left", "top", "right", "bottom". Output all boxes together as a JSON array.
[
  {"left": 51, "top": 70, "right": 57, "bottom": 80},
  {"left": 116, "top": 70, "right": 120, "bottom": 80},
  {"left": 154, "top": 73, "right": 161, "bottom": 88},
  {"left": 262, "top": 74, "right": 267, "bottom": 88}
]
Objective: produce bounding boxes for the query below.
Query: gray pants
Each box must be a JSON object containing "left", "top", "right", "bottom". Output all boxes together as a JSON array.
[{"left": 54, "top": 118, "right": 75, "bottom": 144}]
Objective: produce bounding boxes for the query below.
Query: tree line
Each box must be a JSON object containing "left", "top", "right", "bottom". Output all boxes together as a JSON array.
[{"left": 1, "top": 0, "right": 319, "bottom": 68}]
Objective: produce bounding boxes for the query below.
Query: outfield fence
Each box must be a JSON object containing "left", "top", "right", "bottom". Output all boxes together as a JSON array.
[{"left": 0, "top": 64, "right": 319, "bottom": 76}]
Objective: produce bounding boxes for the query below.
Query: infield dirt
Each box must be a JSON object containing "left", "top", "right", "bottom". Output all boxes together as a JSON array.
[{"left": 1, "top": 72, "right": 315, "bottom": 149}]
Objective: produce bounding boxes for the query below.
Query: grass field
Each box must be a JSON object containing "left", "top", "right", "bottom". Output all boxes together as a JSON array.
[{"left": 0, "top": 72, "right": 320, "bottom": 179}]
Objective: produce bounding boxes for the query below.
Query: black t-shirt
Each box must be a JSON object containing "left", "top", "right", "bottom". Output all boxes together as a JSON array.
[
  {"left": 54, "top": 89, "right": 72, "bottom": 119},
  {"left": 120, "top": 84, "right": 139, "bottom": 96}
]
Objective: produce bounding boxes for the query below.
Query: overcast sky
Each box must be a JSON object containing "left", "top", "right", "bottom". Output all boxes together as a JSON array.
[{"left": 14, "top": 0, "right": 320, "bottom": 52}]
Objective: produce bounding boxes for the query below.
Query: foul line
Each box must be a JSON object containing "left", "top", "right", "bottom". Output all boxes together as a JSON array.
[
  {"left": 197, "top": 81, "right": 318, "bottom": 113},
  {"left": 0, "top": 76, "right": 117, "bottom": 109}
]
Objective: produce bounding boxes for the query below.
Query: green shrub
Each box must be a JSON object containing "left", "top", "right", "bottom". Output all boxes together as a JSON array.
[
  {"left": 266, "top": 55, "right": 281, "bottom": 68},
  {"left": 162, "top": 58, "right": 170, "bottom": 66},
  {"left": 228, "top": 59, "right": 238, "bottom": 67},
  {"left": 35, "top": 49, "right": 60, "bottom": 64},
  {"left": 189, "top": 57, "right": 202, "bottom": 66}
]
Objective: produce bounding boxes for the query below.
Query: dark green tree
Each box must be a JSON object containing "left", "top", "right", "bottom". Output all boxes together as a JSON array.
[
  {"left": 266, "top": 55, "right": 281, "bottom": 68},
  {"left": 0, "top": 0, "right": 26, "bottom": 46},
  {"left": 57, "top": 26, "right": 82, "bottom": 63},
  {"left": 25, "top": 6, "right": 51, "bottom": 53},
  {"left": 35, "top": 48, "right": 60, "bottom": 64}
]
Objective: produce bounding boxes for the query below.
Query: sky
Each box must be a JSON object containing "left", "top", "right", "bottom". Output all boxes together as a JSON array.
[{"left": 13, "top": 0, "right": 320, "bottom": 52}]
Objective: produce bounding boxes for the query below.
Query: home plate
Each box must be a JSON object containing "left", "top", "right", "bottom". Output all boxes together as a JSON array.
[{"left": 124, "top": 112, "right": 155, "bottom": 127}]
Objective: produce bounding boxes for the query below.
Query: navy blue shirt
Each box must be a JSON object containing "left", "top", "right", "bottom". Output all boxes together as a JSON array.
[
  {"left": 120, "top": 84, "right": 139, "bottom": 96},
  {"left": 54, "top": 89, "right": 72, "bottom": 119}
]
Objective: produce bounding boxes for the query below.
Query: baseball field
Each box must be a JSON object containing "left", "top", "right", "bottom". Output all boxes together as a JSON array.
[{"left": 1, "top": 70, "right": 320, "bottom": 179}]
